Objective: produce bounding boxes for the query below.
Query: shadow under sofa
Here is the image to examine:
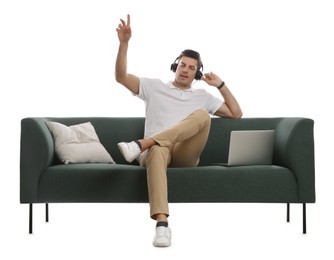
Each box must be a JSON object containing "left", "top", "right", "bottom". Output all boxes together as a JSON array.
[{"left": 20, "top": 116, "right": 316, "bottom": 234}]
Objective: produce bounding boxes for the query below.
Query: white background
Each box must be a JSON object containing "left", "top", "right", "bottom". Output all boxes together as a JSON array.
[{"left": 1, "top": 0, "right": 333, "bottom": 259}]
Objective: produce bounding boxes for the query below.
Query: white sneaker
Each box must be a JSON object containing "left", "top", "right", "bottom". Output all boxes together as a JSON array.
[
  {"left": 117, "top": 141, "right": 141, "bottom": 163},
  {"left": 153, "top": 226, "right": 172, "bottom": 247}
]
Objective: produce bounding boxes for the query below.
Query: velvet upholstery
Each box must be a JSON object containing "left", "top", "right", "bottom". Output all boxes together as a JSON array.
[{"left": 20, "top": 117, "right": 315, "bottom": 205}]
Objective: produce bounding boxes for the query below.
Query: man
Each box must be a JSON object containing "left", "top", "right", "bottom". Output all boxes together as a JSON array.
[{"left": 115, "top": 14, "right": 242, "bottom": 247}]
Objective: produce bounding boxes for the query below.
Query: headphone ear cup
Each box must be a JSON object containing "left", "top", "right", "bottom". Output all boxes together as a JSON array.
[
  {"left": 170, "top": 63, "right": 177, "bottom": 72},
  {"left": 195, "top": 70, "right": 203, "bottom": 80}
]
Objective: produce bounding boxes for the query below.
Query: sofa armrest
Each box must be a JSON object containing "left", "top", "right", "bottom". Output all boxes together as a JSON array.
[
  {"left": 274, "top": 118, "right": 315, "bottom": 202},
  {"left": 20, "top": 118, "right": 54, "bottom": 203}
]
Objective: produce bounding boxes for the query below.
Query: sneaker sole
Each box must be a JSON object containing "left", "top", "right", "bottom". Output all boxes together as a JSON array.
[{"left": 153, "top": 241, "right": 171, "bottom": 247}]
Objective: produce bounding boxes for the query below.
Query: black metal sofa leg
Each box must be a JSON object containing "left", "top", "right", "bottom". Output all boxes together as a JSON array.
[
  {"left": 29, "top": 203, "right": 49, "bottom": 234},
  {"left": 303, "top": 203, "right": 306, "bottom": 234},
  {"left": 29, "top": 203, "right": 33, "bottom": 234},
  {"left": 286, "top": 203, "right": 307, "bottom": 234},
  {"left": 46, "top": 203, "right": 49, "bottom": 222}
]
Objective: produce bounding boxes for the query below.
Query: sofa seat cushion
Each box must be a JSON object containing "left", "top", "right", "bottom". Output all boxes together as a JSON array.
[
  {"left": 167, "top": 165, "right": 298, "bottom": 203},
  {"left": 38, "top": 164, "right": 148, "bottom": 202},
  {"left": 38, "top": 164, "right": 298, "bottom": 203}
]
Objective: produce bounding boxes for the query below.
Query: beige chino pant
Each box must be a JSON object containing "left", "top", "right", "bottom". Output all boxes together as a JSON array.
[{"left": 140, "top": 109, "right": 211, "bottom": 219}]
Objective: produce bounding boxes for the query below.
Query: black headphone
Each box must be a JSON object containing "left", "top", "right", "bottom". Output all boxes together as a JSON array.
[{"left": 170, "top": 50, "right": 204, "bottom": 81}]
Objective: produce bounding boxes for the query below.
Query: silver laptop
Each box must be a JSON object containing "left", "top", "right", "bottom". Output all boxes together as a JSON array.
[{"left": 219, "top": 130, "right": 275, "bottom": 166}]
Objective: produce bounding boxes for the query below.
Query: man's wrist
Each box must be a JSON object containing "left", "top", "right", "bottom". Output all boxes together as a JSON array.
[{"left": 217, "top": 81, "right": 225, "bottom": 90}]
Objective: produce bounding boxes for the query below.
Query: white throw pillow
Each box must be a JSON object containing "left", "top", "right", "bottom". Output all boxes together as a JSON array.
[{"left": 46, "top": 121, "right": 116, "bottom": 164}]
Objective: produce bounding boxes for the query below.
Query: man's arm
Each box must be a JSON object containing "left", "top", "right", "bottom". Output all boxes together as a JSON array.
[
  {"left": 202, "top": 72, "right": 243, "bottom": 119},
  {"left": 214, "top": 85, "right": 243, "bottom": 118},
  {"left": 115, "top": 14, "right": 140, "bottom": 95}
]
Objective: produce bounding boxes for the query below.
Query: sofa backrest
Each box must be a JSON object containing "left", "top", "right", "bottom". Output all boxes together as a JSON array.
[{"left": 42, "top": 116, "right": 287, "bottom": 166}]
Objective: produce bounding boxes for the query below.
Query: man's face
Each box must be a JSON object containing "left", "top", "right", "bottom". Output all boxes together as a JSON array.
[{"left": 175, "top": 56, "right": 198, "bottom": 88}]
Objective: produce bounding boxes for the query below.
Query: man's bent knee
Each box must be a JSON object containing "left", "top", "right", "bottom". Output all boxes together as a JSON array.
[
  {"left": 191, "top": 109, "right": 211, "bottom": 128},
  {"left": 193, "top": 109, "right": 210, "bottom": 120}
]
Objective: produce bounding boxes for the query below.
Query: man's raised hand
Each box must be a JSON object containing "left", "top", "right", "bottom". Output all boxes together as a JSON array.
[{"left": 116, "top": 14, "right": 132, "bottom": 43}]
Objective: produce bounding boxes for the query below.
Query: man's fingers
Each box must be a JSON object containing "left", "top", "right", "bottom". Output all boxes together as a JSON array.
[{"left": 118, "top": 15, "right": 130, "bottom": 29}]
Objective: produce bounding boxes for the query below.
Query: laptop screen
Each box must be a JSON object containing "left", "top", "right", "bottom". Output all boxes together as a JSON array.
[{"left": 226, "top": 130, "right": 275, "bottom": 166}]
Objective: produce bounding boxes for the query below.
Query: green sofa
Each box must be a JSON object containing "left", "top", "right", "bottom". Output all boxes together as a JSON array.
[{"left": 20, "top": 117, "right": 315, "bottom": 234}]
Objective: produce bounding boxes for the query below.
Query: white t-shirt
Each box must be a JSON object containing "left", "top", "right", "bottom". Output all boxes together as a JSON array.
[{"left": 137, "top": 77, "right": 223, "bottom": 138}]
